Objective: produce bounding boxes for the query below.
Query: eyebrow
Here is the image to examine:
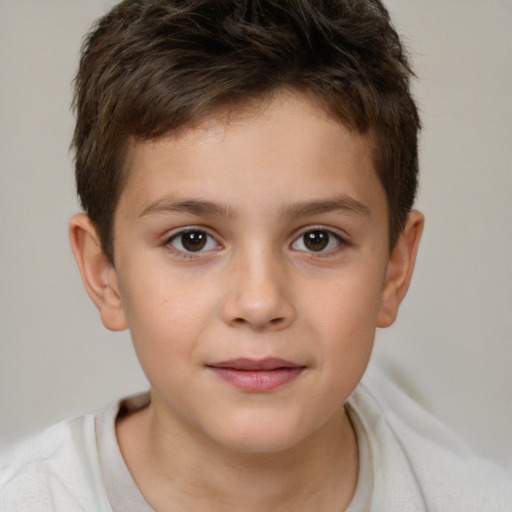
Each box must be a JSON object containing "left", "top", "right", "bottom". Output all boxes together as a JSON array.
[
  {"left": 138, "top": 198, "right": 235, "bottom": 219},
  {"left": 138, "top": 194, "right": 369, "bottom": 220},
  {"left": 282, "top": 195, "right": 370, "bottom": 218}
]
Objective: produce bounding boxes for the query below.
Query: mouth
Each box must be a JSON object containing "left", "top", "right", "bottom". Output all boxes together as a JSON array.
[{"left": 206, "top": 358, "right": 306, "bottom": 392}]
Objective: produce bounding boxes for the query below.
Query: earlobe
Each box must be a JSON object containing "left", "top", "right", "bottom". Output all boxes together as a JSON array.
[
  {"left": 69, "top": 214, "right": 127, "bottom": 331},
  {"left": 377, "top": 210, "right": 424, "bottom": 328}
]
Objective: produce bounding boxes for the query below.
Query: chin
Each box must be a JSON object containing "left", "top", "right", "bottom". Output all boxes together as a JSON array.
[
  {"left": 205, "top": 411, "right": 312, "bottom": 455},
  {"left": 217, "top": 431, "right": 303, "bottom": 455}
]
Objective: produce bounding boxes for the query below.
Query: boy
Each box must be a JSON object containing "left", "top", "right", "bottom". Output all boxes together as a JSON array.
[{"left": 1, "top": 0, "right": 511, "bottom": 510}]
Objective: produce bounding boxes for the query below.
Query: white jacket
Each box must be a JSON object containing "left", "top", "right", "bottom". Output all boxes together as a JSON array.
[{"left": 1, "top": 364, "right": 511, "bottom": 511}]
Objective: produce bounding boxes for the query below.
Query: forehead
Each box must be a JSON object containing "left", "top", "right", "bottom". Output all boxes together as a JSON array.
[{"left": 117, "top": 91, "right": 385, "bottom": 222}]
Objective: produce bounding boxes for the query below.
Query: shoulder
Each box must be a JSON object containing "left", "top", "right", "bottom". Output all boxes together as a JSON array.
[
  {"left": 0, "top": 415, "right": 112, "bottom": 512},
  {"left": 349, "top": 363, "right": 512, "bottom": 511}
]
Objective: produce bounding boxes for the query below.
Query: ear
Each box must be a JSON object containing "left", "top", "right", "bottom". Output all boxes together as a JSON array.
[
  {"left": 377, "top": 210, "right": 424, "bottom": 328},
  {"left": 69, "top": 213, "right": 127, "bottom": 331}
]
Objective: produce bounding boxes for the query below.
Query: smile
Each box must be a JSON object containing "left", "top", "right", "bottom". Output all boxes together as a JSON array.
[{"left": 206, "top": 358, "right": 306, "bottom": 392}]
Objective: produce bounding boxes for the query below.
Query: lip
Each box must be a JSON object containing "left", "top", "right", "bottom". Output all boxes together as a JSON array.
[{"left": 206, "top": 358, "right": 306, "bottom": 392}]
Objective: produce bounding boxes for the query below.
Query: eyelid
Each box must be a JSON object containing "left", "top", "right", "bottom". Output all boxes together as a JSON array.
[
  {"left": 290, "top": 225, "right": 348, "bottom": 253},
  {"left": 161, "top": 224, "right": 349, "bottom": 258},
  {"left": 164, "top": 226, "right": 222, "bottom": 255}
]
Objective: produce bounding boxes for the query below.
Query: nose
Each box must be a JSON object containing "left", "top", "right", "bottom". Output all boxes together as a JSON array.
[{"left": 221, "top": 247, "right": 295, "bottom": 332}]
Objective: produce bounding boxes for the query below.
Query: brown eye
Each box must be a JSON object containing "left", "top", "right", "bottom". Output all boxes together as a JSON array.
[
  {"left": 304, "top": 230, "right": 329, "bottom": 251},
  {"left": 292, "top": 229, "right": 342, "bottom": 253},
  {"left": 181, "top": 231, "right": 207, "bottom": 251},
  {"left": 169, "top": 230, "right": 218, "bottom": 253}
]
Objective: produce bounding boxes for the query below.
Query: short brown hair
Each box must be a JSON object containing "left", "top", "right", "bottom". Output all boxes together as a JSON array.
[{"left": 72, "top": 0, "right": 420, "bottom": 262}]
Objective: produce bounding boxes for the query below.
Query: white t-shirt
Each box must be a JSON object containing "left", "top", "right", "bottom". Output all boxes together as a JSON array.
[{"left": 1, "top": 363, "right": 511, "bottom": 511}]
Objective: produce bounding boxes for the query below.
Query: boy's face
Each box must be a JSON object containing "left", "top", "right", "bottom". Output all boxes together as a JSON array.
[{"left": 90, "top": 92, "right": 415, "bottom": 453}]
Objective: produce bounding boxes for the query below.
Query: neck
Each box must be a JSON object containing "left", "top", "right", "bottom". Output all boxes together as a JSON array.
[{"left": 117, "top": 400, "right": 358, "bottom": 512}]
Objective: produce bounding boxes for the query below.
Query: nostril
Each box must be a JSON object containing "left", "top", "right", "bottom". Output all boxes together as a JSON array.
[{"left": 231, "top": 316, "right": 285, "bottom": 328}]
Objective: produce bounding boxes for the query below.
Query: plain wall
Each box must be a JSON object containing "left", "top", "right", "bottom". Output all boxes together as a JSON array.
[{"left": 1, "top": 1, "right": 511, "bottom": 469}]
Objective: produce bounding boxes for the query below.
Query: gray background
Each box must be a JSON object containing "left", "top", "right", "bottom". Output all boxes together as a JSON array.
[{"left": 1, "top": 1, "right": 511, "bottom": 469}]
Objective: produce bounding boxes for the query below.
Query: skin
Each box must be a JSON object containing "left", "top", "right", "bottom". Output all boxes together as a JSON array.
[{"left": 70, "top": 91, "right": 423, "bottom": 512}]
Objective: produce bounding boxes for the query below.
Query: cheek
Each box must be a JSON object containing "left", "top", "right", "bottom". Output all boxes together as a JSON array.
[
  {"left": 305, "top": 265, "right": 385, "bottom": 374},
  {"left": 309, "top": 265, "right": 384, "bottom": 334},
  {"left": 118, "top": 265, "right": 221, "bottom": 361}
]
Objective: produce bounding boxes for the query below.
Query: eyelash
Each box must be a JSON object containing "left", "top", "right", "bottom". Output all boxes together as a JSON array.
[
  {"left": 163, "top": 226, "right": 347, "bottom": 258},
  {"left": 290, "top": 227, "right": 346, "bottom": 256},
  {"left": 164, "top": 227, "right": 221, "bottom": 259}
]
